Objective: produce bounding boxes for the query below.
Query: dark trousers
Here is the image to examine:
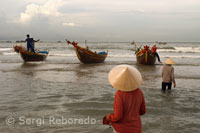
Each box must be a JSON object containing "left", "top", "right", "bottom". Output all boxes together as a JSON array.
[
  {"left": 27, "top": 44, "right": 35, "bottom": 53},
  {"left": 162, "top": 82, "right": 172, "bottom": 91},
  {"left": 154, "top": 52, "right": 161, "bottom": 62}
]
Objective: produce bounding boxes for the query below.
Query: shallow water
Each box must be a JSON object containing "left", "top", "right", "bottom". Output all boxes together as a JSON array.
[{"left": 0, "top": 42, "right": 200, "bottom": 133}]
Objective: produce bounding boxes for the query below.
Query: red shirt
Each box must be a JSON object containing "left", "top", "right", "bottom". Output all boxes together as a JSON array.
[
  {"left": 109, "top": 88, "right": 146, "bottom": 133},
  {"left": 151, "top": 46, "right": 157, "bottom": 52}
]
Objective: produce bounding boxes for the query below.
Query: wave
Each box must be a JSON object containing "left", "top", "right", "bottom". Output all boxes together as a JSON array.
[
  {"left": 158, "top": 47, "right": 200, "bottom": 53},
  {"left": 2, "top": 52, "right": 198, "bottom": 59},
  {"left": 174, "top": 47, "right": 200, "bottom": 53},
  {"left": 109, "top": 54, "right": 200, "bottom": 58},
  {"left": 49, "top": 53, "right": 135, "bottom": 58},
  {"left": 159, "top": 47, "right": 175, "bottom": 50},
  {"left": 158, "top": 49, "right": 176, "bottom": 52},
  {"left": 108, "top": 54, "right": 134, "bottom": 58},
  {"left": 161, "top": 55, "right": 200, "bottom": 59},
  {"left": 0, "top": 48, "right": 12, "bottom": 51},
  {"left": 49, "top": 53, "right": 76, "bottom": 57},
  {"left": 2, "top": 52, "right": 17, "bottom": 55},
  {"left": 109, "top": 55, "right": 200, "bottom": 58}
]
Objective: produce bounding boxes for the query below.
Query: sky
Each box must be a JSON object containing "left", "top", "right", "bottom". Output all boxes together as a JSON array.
[{"left": 0, "top": 0, "right": 200, "bottom": 42}]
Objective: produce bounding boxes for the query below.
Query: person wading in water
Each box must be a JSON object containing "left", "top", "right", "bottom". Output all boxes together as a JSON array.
[{"left": 103, "top": 65, "right": 146, "bottom": 133}]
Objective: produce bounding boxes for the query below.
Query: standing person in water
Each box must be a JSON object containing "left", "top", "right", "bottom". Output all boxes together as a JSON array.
[
  {"left": 151, "top": 44, "right": 162, "bottom": 63},
  {"left": 23, "top": 34, "right": 39, "bottom": 53},
  {"left": 103, "top": 65, "right": 146, "bottom": 133},
  {"left": 162, "top": 58, "right": 176, "bottom": 91},
  {"left": 23, "top": 34, "right": 34, "bottom": 53}
]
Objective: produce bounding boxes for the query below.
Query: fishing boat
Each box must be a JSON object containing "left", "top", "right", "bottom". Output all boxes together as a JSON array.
[
  {"left": 135, "top": 45, "right": 156, "bottom": 65},
  {"left": 13, "top": 44, "right": 48, "bottom": 62},
  {"left": 67, "top": 40, "right": 108, "bottom": 63}
]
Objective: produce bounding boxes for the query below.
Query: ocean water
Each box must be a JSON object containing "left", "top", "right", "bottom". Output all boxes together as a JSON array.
[{"left": 0, "top": 42, "right": 200, "bottom": 133}]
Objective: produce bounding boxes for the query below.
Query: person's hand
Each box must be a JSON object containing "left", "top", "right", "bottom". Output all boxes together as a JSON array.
[
  {"left": 173, "top": 82, "right": 176, "bottom": 88},
  {"left": 103, "top": 115, "right": 110, "bottom": 125},
  {"left": 106, "top": 114, "right": 110, "bottom": 121}
]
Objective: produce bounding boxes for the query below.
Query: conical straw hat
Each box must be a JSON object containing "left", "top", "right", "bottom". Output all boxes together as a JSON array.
[
  {"left": 164, "top": 58, "right": 175, "bottom": 65},
  {"left": 108, "top": 65, "right": 142, "bottom": 92}
]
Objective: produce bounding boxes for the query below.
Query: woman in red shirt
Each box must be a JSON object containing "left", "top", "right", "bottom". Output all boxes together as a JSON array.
[{"left": 104, "top": 65, "right": 146, "bottom": 133}]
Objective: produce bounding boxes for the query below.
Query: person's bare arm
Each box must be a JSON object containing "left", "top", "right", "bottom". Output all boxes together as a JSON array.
[{"left": 171, "top": 67, "right": 176, "bottom": 88}]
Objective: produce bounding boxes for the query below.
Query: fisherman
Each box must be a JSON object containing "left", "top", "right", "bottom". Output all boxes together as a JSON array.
[
  {"left": 162, "top": 58, "right": 176, "bottom": 91},
  {"left": 103, "top": 65, "right": 146, "bottom": 133},
  {"left": 22, "top": 34, "right": 34, "bottom": 52},
  {"left": 151, "top": 44, "right": 162, "bottom": 63},
  {"left": 23, "top": 34, "right": 39, "bottom": 53}
]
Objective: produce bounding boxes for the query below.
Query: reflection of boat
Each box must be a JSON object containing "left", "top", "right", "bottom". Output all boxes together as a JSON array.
[
  {"left": 135, "top": 45, "right": 156, "bottom": 65},
  {"left": 13, "top": 44, "right": 48, "bottom": 62},
  {"left": 67, "top": 40, "right": 108, "bottom": 63}
]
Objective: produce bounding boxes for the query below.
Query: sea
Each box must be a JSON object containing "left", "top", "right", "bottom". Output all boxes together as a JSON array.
[{"left": 0, "top": 41, "right": 199, "bottom": 133}]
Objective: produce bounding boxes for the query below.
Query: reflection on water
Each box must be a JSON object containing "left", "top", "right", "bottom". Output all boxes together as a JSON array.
[
  {"left": 74, "top": 64, "right": 95, "bottom": 78},
  {"left": 20, "top": 62, "right": 43, "bottom": 68}
]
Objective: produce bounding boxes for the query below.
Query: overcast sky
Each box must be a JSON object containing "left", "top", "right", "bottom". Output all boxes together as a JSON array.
[{"left": 0, "top": 0, "right": 200, "bottom": 42}]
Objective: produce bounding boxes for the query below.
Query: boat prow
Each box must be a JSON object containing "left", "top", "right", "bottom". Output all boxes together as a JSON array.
[{"left": 135, "top": 45, "right": 156, "bottom": 65}]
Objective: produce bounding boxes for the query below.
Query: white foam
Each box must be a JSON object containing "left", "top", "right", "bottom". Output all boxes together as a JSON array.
[
  {"left": 109, "top": 54, "right": 200, "bottom": 58},
  {"left": 161, "top": 55, "right": 200, "bottom": 59},
  {"left": 108, "top": 54, "right": 135, "bottom": 58},
  {"left": 109, "top": 54, "right": 200, "bottom": 59},
  {"left": 0, "top": 48, "right": 12, "bottom": 51},
  {"left": 49, "top": 53, "right": 75, "bottom": 57},
  {"left": 174, "top": 47, "right": 200, "bottom": 53},
  {"left": 2, "top": 52, "right": 17, "bottom": 55},
  {"left": 157, "top": 49, "right": 175, "bottom": 52},
  {"left": 157, "top": 47, "right": 200, "bottom": 53}
]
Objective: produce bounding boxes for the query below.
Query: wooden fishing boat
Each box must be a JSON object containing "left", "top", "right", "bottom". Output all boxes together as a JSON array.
[
  {"left": 67, "top": 40, "right": 108, "bottom": 63},
  {"left": 135, "top": 45, "right": 156, "bottom": 65},
  {"left": 13, "top": 44, "right": 48, "bottom": 62}
]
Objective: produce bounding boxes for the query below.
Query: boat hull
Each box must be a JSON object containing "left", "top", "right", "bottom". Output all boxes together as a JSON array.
[
  {"left": 136, "top": 51, "right": 156, "bottom": 65},
  {"left": 74, "top": 46, "right": 107, "bottom": 63},
  {"left": 20, "top": 51, "right": 48, "bottom": 62}
]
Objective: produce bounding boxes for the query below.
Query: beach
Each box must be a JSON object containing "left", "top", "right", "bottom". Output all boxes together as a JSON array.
[{"left": 0, "top": 42, "right": 200, "bottom": 133}]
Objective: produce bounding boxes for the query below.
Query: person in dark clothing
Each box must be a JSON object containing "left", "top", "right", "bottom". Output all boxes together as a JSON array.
[
  {"left": 24, "top": 34, "right": 35, "bottom": 52},
  {"left": 23, "top": 34, "right": 39, "bottom": 53}
]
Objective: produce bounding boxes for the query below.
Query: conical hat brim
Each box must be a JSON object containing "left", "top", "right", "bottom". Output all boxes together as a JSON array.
[
  {"left": 165, "top": 58, "right": 175, "bottom": 64},
  {"left": 108, "top": 65, "right": 142, "bottom": 91}
]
